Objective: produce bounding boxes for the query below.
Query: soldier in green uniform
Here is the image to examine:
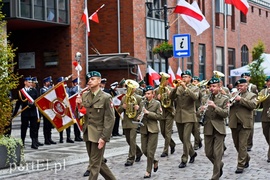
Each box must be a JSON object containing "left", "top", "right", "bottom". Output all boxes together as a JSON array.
[
  {"left": 138, "top": 85, "right": 162, "bottom": 178},
  {"left": 155, "top": 72, "right": 176, "bottom": 157},
  {"left": 170, "top": 70, "right": 199, "bottom": 168},
  {"left": 76, "top": 71, "right": 116, "bottom": 180},
  {"left": 228, "top": 78, "right": 257, "bottom": 174},
  {"left": 118, "top": 79, "right": 143, "bottom": 166},
  {"left": 135, "top": 80, "right": 146, "bottom": 96},
  {"left": 199, "top": 77, "right": 229, "bottom": 179}
]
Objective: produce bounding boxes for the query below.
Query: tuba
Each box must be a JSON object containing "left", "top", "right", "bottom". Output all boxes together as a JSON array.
[
  {"left": 159, "top": 72, "right": 171, "bottom": 108},
  {"left": 125, "top": 79, "right": 139, "bottom": 119},
  {"left": 256, "top": 88, "right": 270, "bottom": 105},
  {"left": 213, "top": 70, "right": 225, "bottom": 79}
]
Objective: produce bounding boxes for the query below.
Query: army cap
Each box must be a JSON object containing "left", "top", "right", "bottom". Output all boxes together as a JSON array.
[
  {"left": 235, "top": 78, "right": 247, "bottom": 86},
  {"left": 43, "top": 76, "right": 52, "bottom": 83},
  {"left": 57, "top": 77, "right": 65, "bottom": 83},
  {"left": 31, "top": 77, "right": 38, "bottom": 83},
  {"left": 207, "top": 77, "right": 220, "bottom": 85},
  {"left": 241, "top": 72, "right": 251, "bottom": 78},
  {"left": 24, "top": 77, "right": 32, "bottom": 82},
  {"left": 86, "top": 71, "right": 101, "bottom": 78},
  {"left": 72, "top": 78, "right": 78, "bottom": 83},
  {"left": 266, "top": 76, "right": 270, "bottom": 82},
  {"left": 101, "top": 78, "right": 107, "bottom": 84},
  {"left": 139, "top": 80, "right": 145, "bottom": 86},
  {"left": 181, "top": 70, "right": 192, "bottom": 77},
  {"left": 119, "top": 78, "right": 125, "bottom": 86},
  {"left": 144, "top": 85, "right": 154, "bottom": 92},
  {"left": 193, "top": 76, "right": 200, "bottom": 82}
]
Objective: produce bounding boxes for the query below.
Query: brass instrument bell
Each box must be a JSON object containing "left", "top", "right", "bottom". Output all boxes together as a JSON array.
[
  {"left": 213, "top": 70, "right": 225, "bottom": 79},
  {"left": 125, "top": 79, "right": 139, "bottom": 119}
]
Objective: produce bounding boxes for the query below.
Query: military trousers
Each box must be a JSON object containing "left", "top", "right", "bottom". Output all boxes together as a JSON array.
[
  {"left": 123, "top": 128, "right": 143, "bottom": 162},
  {"left": 204, "top": 129, "right": 225, "bottom": 180},
  {"left": 85, "top": 141, "right": 116, "bottom": 180},
  {"left": 141, "top": 132, "right": 158, "bottom": 173},
  {"left": 176, "top": 122, "right": 195, "bottom": 163},
  {"left": 231, "top": 124, "right": 251, "bottom": 169},
  {"left": 262, "top": 122, "right": 270, "bottom": 159},
  {"left": 159, "top": 116, "right": 176, "bottom": 154}
]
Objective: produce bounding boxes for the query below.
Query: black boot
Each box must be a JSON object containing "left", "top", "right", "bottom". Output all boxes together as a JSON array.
[
  {"left": 31, "top": 139, "right": 38, "bottom": 149},
  {"left": 48, "top": 133, "right": 56, "bottom": 144},
  {"left": 66, "top": 128, "right": 74, "bottom": 143},
  {"left": 59, "top": 132, "right": 64, "bottom": 143},
  {"left": 36, "top": 138, "right": 44, "bottom": 146}
]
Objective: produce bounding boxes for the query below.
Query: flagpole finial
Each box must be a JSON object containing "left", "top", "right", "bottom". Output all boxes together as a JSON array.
[{"left": 75, "top": 52, "right": 82, "bottom": 62}]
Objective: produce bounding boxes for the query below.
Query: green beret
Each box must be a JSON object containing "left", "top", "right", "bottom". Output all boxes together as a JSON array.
[
  {"left": 207, "top": 77, "right": 220, "bottom": 85},
  {"left": 139, "top": 80, "right": 145, "bottom": 86},
  {"left": 193, "top": 76, "right": 200, "bottom": 82},
  {"left": 181, "top": 70, "right": 192, "bottom": 77},
  {"left": 235, "top": 78, "right": 247, "bottom": 86},
  {"left": 119, "top": 78, "right": 125, "bottom": 85},
  {"left": 241, "top": 72, "right": 250, "bottom": 78},
  {"left": 266, "top": 76, "right": 270, "bottom": 82},
  {"left": 87, "top": 71, "right": 101, "bottom": 78},
  {"left": 144, "top": 85, "right": 154, "bottom": 92}
]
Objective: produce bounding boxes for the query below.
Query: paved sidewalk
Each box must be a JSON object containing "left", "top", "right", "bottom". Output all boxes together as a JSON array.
[{"left": 0, "top": 118, "right": 269, "bottom": 180}]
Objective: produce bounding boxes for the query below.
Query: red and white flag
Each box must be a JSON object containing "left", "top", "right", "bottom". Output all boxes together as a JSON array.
[
  {"left": 168, "top": 66, "right": 175, "bottom": 86},
  {"left": 35, "top": 83, "right": 76, "bottom": 132},
  {"left": 225, "top": 0, "right": 249, "bottom": 15},
  {"left": 81, "top": 7, "right": 90, "bottom": 36},
  {"left": 137, "top": 65, "right": 143, "bottom": 81},
  {"left": 89, "top": 4, "right": 105, "bottom": 23},
  {"left": 174, "top": 0, "right": 203, "bottom": 21},
  {"left": 148, "top": 65, "right": 161, "bottom": 86},
  {"left": 181, "top": 1, "right": 210, "bottom": 35},
  {"left": 176, "top": 66, "right": 182, "bottom": 80},
  {"left": 112, "top": 93, "right": 125, "bottom": 108},
  {"left": 73, "top": 61, "right": 82, "bottom": 71}
]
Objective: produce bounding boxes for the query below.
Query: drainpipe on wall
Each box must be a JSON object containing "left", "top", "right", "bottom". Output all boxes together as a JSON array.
[
  {"left": 117, "top": 0, "right": 121, "bottom": 53},
  {"left": 212, "top": 0, "right": 216, "bottom": 78}
]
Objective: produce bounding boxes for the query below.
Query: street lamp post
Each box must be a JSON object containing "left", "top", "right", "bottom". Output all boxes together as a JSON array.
[{"left": 145, "top": 0, "right": 174, "bottom": 73}]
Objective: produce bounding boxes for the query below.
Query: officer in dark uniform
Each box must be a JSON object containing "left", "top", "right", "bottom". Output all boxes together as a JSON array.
[
  {"left": 57, "top": 77, "right": 74, "bottom": 143},
  {"left": 69, "top": 78, "right": 83, "bottom": 142},
  {"left": 12, "top": 77, "right": 39, "bottom": 149},
  {"left": 40, "top": 76, "right": 57, "bottom": 145},
  {"left": 100, "top": 78, "right": 110, "bottom": 93}
]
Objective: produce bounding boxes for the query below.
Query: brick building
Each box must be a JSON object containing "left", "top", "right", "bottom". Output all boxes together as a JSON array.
[{"left": 3, "top": 0, "right": 270, "bottom": 90}]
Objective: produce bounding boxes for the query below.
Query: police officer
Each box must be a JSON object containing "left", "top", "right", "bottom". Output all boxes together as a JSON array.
[
  {"left": 99, "top": 78, "right": 110, "bottom": 93},
  {"left": 76, "top": 71, "right": 116, "bottom": 180},
  {"left": 13, "top": 77, "right": 39, "bottom": 149},
  {"left": 199, "top": 77, "right": 229, "bottom": 179},
  {"left": 170, "top": 70, "right": 199, "bottom": 168},
  {"left": 40, "top": 76, "right": 57, "bottom": 145},
  {"left": 228, "top": 78, "right": 257, "bottom": 174}
]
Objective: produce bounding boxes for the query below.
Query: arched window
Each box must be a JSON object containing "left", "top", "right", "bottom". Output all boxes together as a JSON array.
[{"left": 241, "top": 45, "right": 249, "bottom": 66}]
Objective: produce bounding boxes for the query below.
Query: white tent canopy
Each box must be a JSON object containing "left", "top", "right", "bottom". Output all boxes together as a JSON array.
[{"left": 230, "top": 53, "right": 270, "bottom": 76}]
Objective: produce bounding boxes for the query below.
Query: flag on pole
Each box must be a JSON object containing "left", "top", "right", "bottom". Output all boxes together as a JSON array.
[
  {"left": 181, "top": 1, "right": 210, "bottom": 36},
  {"left": 89, "top": 4, "right": 105, "bottom": 23},
  {"left": 81, "top": 7, "right": 90, "bottom": 36},
  {"left": 137, "top": 65, "right": 143, "bottom": 81},
  {"left": 225, "top": 0, "right": 249, "bottom": 15},
  {"left": 168, "top": 66, "right": 176, "bottom": 86},
  {"left": 174, "top": 0, "right": 203, "bottom": 21},
  {"left": 35, "top": 82, "right": 76, "bottom": 132},
  {"left": 148, "top": 66, "right": 161, "bottom": 86},
  {"left": 176, "top": 66, "right": 182, "bottom": 80}
]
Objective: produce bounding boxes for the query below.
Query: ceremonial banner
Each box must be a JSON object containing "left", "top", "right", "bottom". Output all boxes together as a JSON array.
[{"left": 35, "top": 82, "right": 76, "bottom": 132}]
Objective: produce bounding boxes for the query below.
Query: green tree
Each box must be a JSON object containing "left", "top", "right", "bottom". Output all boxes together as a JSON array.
[{"left": 248, "top": 40, "right": 266, "bottom": 91}]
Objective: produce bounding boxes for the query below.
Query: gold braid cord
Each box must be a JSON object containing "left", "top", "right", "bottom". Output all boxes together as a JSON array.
[{"left": 18, "top": 90, "right": 28, "bottom": 102}]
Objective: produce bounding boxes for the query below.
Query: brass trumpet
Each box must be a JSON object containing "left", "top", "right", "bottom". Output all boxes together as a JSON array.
[{"left": 173, "top": 79, "right": 183, "bottom": 87}]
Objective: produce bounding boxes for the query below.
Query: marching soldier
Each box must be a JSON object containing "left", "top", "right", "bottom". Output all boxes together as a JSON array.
[
  {"left": 198, "top": 77, "right": 229, "bottom": 179},
  {"left": 12, "top": 77, "right": 39, "bottom": 149},
  {"left": 241, "top": 72, "right": 258, "bottom": 152},
  {"left": 109, "top": 82, "right": 121, "bottom": 136},
  {"left": 76, "top": 71, "right": 116, "bottom": 180},
  {"left": 138, "top": 85, "right": 162, "bottom": 178},
  {"left": 69, "top": 78, "right": 83, "bottom": 142},
  {"left": 117, "top": 79, "right": 143, "bottom": 166},
  {"left": 40, "top": 76, "right": 57, "bottom": 145},
  {"left": 258, "top": 76, "right": 270, "bottom": 162},
  {"left": 228, "top": 78, "right": 257, "bottom": 174},
  {"left": 169, "top": 70, "right": 199, "bottom": 168},
  {"left": 192, "top": 76, "right": 203, "bottom": 150},
  {"left": 155, "top": 72, "right": 176, "bottom": 157},
  {"left": 135, "top": 80, "right": 146, "bottom": 96}
]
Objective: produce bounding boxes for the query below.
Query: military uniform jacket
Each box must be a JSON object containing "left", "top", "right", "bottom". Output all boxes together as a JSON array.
[
  {"left": 135, "top": 87, "right": 144, "bottom": 96},
  {"left": 82, "top": 89, "right": 115, "bottom": 143},
  {"left": 40, "top": 85, "right": 52, "bottom": 95},
  {"left": 13, "top": 88, "right": 39, "bottom": 118},
  {"left": 202, "top": 93, "right": 229, "bottom": 135},
  {"left": 259, "top": 88, "right": 270, "bottom": 122},
  {"left": 118, "top": 94, "right": 142, "bottom": 129},
  {"left": 139, "top": 99, "right": 162, "bottom": 134},
  {"left": 154, "top": 86, "right": 175, "bottom": 120},
  {"left": 170, "top": 83, "right": 199, "bottom": 123},
  {"left": 69, "top": 85, "right": 78, "bottom": 96},
  {"left": 248, "top": 83, "right": 258, "bottom": 94},
  {"left": 229, "top": 91, "right": 257, "bottom": 129}
]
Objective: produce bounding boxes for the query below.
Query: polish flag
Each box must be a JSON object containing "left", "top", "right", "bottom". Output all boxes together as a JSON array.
[
  {"left": 181, "top": 1, "right": 210, "bottom": 35},
  {"left": 137, "top": 65, "right": 143, "bottom": 81},
  {"left": 81, "top": 7, "right": 90, "bottom": 36},
  {"left": 174, "top": 0, "right": 203, "bottom": 21},
  {"left": 89, "top": 4, "right": 105, "bottom": 23},
  {"left": 148, "top": 66, "right": 161, "bottom": 86},
  {"left": 225, "top": 0, "right": 249, "bottom": 15},
  {"left": 168, "top": 66, "right": 175, "bottom": 86},
  {"left": 176, "top": 66, "right": 182, "bottom": 80}
]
